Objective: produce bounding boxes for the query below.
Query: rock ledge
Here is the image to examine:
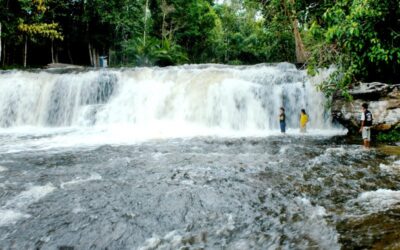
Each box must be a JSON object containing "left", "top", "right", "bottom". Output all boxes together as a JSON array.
[{"left": 332, "top": 82, "right": 400, "bottom": 133}]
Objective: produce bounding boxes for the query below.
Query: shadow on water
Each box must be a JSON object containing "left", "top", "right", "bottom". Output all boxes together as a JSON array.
[{"left": 0, "top": 135, "right": 399, "bottom": 249}]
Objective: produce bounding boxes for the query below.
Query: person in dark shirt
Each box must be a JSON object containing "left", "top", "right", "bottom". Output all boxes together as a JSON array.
[
  {"left": 359, "top": 103, "right": 373, "bottom": 148},
  {"left": 279, "top": 107, "right": 286, "bottom": 134}
]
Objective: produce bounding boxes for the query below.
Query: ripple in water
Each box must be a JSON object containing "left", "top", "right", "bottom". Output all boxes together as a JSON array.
[{"left": 0, "top": 136, "right": 399, "bottom": 249}]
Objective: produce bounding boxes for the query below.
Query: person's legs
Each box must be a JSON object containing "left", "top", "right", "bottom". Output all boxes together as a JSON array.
[
  {"left": 362, "top": 127, "right": 371, "bottom": 148},
  {"left": 366, "top": 127, "right": 371, "bottom": 148},
  {"left": 280, "top": 122, "right": 285, "bottom": 133}
]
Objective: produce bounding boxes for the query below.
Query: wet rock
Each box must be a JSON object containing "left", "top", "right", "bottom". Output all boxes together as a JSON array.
[
  {"left": 337, "top": 208, "right": 400, "bottom": 249},
  {"left": 332, "top": 82, "right": 400, "bottom": 133},
  {"left": 374, "top": 123, "right": 392, "bottom": 131}
]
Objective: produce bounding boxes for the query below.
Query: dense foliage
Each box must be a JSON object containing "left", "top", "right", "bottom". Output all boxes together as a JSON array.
[
  {"left": 305, "top": 0, "right": 400, "bottom": 98},
  {"left": 0, "top": 0, "right": 276, "bottom": 67},
  {"left": 377, "top": 125, "right": 400, "bottom": 143},
  {"left": 0, "top": 0, "right": 399, "bottom": 96}
]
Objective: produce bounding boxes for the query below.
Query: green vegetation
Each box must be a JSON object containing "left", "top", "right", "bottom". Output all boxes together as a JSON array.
[
  {"left": 0, "top": 0, "right": 275, "bottom": 67},
  {"left": 306, "top": 0, "right": 400, "bottom": 98},
  {"left": 377, "top": 125, "right": 400, "bottom": 143},
  {"left": 0, "top": 0, "right": 399, "bottom": 96}
]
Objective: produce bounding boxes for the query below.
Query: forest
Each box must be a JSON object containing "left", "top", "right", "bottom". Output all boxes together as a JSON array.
[{"left": 0, "top": 0, "right": 399, "bottom": 96}]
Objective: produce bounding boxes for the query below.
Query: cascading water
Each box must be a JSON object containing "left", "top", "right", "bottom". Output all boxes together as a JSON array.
[
  {"left": 0, "top": 64, "right": 398, "bottom": 250},
  {"left": 0, "top": 63, "right": 335, "bottom": 134}
]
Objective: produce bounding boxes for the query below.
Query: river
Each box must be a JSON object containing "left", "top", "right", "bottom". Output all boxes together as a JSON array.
[{"left": 0, "top": 64, "right": 399, "bottom": 249}]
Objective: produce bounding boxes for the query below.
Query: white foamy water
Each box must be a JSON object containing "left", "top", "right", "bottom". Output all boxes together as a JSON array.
[
  {"left": 289, "top": 197, "right": 340, "bottom": 250},
  {"left": 0, "top": 166, "right": 7, "bottom": 172},
  {"left": 0, "top": 210, "right": 30, "bottom": 226},
  {"left": 380, "top": 161, "right": 400, "bottom": 173},
  {"left": 351, "top": 189, "right": 400, "bottom": 214},
  {"left": 60, "top": 173, "right": 102, "bottom": 189},
  {"left": 5, "top": 184, "right": 56, "bottom": 209},
  {"left": 0, "top": 64, "right": 344, "bottom": 152},
  {"left": 0, "top": 184, "right": 56, "bottom": 226}
]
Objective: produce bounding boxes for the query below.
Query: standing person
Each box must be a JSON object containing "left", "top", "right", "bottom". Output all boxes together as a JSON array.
[
  {"left": 359, "top": 103, "right": 373, "bottom": 148},
  {"left": 300, "top": 109, "right": 308, "bottom": 133},
  {"left": 279, "top": 107, "right": 286, "bottom": 134}
]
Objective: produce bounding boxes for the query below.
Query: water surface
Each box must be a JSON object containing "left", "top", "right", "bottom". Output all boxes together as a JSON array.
[{"left": 0, "top": 134, "right": 399, "bottom": 249}]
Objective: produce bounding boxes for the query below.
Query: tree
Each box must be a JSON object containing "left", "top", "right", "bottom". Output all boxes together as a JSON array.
[
  {"left": 205, "top": 0, "right": 271, "bottom": 64},
  {"left": 260, "top": 0, "right": 309, "bottom": 63},
  {"left": 17, "top": 0, "right": 63, "bottom": 67},
  {"left": 307, "top": 0, "right": 400, "bottom": 98}
]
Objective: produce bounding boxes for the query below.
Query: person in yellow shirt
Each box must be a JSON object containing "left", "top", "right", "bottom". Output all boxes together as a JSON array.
[{"left": 300, "top": 109, "right": 308, "bottom": 133}]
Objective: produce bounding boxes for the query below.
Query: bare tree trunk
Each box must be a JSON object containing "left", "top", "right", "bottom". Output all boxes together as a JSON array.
[
  {"left": 2, "top": 43, "right": 5, "bottom": 67},
  {"left": 108, "top": 48, "right": 111, "bottom": 66},
  {"left": 287, "top": 0, "right": 307, "bottom": 63},
  {"left": 51, "top": 39, "right": 55, "bottom": 64},
  {"left": 55, "top": 46, "right": 59, "bottom": 63},
  {"left": 95, "top": 49, "right": 99, "bottom": 67},
  {"left": 88, "top": 42, "right": 93, "bottom": 66},
  {"left": 225, "top": 34, "right": 229, "bottom": 63},
  {"left": 292, "top": 18, "right": 307, "bottom": 63},
  {"left": 68, "top": 47, "right": 73, "bottom": 64},
  {"left": 143, "top": 0, "right": 149, "bottom": 47},
  {"left": 89, "top": 45, "right": 98, "bottom": 67},
  {"left": 162, "top": 12, "right": 166, "bottom": 42},
  {"left": 93, "top": 48, "right": 98, "bottom": 67},
  {"left": 24, "top": 36, "right": 27, "bottom": 68}
]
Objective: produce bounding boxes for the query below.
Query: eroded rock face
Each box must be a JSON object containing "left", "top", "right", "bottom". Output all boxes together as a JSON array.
[{"left": 332, "top": 82, "right": 400, "bottom": 133}]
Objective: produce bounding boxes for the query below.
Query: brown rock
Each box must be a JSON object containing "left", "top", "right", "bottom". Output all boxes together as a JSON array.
[
  {"left": 332, "top": 82, "right": 400, "bottom": 134},
  {"left": 374, "top": 124, "right": 392, "bottom": 131}
]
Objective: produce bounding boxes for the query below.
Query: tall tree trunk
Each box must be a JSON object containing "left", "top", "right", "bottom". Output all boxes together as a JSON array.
[
  {"left": 95, "top": 49, "right": 99, "bottom": 67},
  {"left": 225, "top": 34, "right": 229, "bottom": 63},
  {"left": 55, "top": 47, "right": 59, "bottom": 63},
  {"left": 93, "top": 47, "right": 98, "bottom": 67},
  {"left": 292, "top": 18, "right": 307, "bottom": 63},
  {"left": 67, "top": 42, "right": 73, "bottom": 64},
  {"left": 287, "top": 0, "right": 307, "bottom": 63},
  {"left": 88, "top": 42, "right": 93, "bottom": 66},
  {"left": 51, "top": 39, "right": 55, "bottom": 64},
  {"left": 143, "top": 0, "right": 149, "bottom": 47},
  {"left": 23, "top": 36, "right": 27, "bottom": 68},
  {"left": 108, "top": 48, "right": 111, "bottom": 66},
  {"left": 89, "top": 45, "right": 98, "bottom": 67},
  {"left": 162, "top": 12, "right": 166, "bottom": 42},
  {"left": 2, "top": 43, "right": 5, "bottom": 67}
]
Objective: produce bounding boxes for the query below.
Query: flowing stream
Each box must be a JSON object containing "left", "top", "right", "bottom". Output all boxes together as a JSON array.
[{"left": 0, "top": 64, "right": 399, "bottom": 249}]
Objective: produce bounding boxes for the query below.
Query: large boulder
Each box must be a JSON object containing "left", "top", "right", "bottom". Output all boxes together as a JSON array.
[{"left": 332, "top": 82, "right": 400, "bottom": 134}]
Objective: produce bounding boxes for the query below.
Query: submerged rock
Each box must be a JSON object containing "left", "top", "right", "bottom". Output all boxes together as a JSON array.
[{"left": 332, "top": 82, "right": 400, "bottom": 133}]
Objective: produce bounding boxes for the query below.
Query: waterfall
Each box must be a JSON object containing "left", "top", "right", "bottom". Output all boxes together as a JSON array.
[{"left": 0, "top": 63, "right": 336, "bottom": 134}]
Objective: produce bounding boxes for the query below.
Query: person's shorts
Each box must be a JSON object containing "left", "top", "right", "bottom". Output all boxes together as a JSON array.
[{"left": 362, "top": 127, "right": 371, "bottom": 141}]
